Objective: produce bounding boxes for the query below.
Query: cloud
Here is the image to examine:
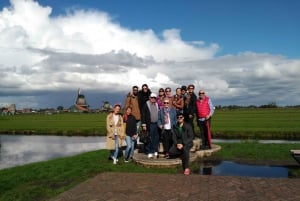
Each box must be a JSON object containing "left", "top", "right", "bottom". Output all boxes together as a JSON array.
[{"left": 0, "top": 0, "right": 300, "bottom": 109}]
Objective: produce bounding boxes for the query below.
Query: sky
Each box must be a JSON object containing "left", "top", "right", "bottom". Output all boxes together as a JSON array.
[{"left": 0, "top": 0, "right": 299, "bottom": 109}]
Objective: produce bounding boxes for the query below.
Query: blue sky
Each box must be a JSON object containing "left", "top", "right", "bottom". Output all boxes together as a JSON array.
[{"left": 0, "top": 0, "right": 300, "bottom": 109}]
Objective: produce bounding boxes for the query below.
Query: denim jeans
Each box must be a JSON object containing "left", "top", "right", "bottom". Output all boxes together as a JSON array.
[
  {"left": 125, "top": 136, "right": 135, "bottom": 159},
  {"left": 113, "top": 135, "right": 119, "bottom": 159},
  {"left": 149, "top": 123, "right": 159, "bottom": 154}
]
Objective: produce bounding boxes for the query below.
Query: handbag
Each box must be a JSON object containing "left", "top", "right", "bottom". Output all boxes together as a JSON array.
[{"left": 139, "top": 129, "right": 150, "bottom": 144}]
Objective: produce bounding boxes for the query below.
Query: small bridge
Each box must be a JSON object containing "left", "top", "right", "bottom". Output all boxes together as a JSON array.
[{"left": 290, "top": 150, "right": 300, "bottom": 165}]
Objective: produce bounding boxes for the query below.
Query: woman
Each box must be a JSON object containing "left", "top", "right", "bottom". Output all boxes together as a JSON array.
[
  {"left": 106, "top": 103, "right": 125, "bottom": 164},
  {"left": 123, "top": 106, "right": 138, "bottom": 162},
  {"left": 156, "top": 88, "right": 165, "bottom": 109}
]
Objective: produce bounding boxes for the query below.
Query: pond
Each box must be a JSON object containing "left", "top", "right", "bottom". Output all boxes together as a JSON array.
[
  {"left": 197, "top": 160, "right": 289, "bottom": 178},
  {"left": 0, "top": 134, "right": 105, "bottom": 170}
]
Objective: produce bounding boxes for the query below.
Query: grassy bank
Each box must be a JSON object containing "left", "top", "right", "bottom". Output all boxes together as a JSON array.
[
  {"left": 0, "top": 149, "right": 177, "bottom": 201},
  {"left": 1, "top": 142, "right": 300, "bottom": 201},
  {"left": 1, "top": 108, "right": 300, "bottom": 139}
]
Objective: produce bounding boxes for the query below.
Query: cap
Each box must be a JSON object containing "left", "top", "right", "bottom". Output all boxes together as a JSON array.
[
  {"left": 150, "top": 93, "right": 157, "bottom": 97},
  {"left": 181, "top": 85, "right": 187, "bottom": 91}
]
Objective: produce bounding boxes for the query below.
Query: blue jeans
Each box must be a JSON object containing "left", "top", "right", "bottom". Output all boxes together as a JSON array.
[
  {"left": 125, "top": 136, "right": 135, "bottom": 159},
  {"left": 113, "top": 135, "right": 119, "bottom": 159},
  {"left": 147, "top": 123, "right": 159, "bottom": 154}
]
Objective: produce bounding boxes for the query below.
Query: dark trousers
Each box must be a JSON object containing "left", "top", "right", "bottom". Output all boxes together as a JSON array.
[
  {"left": 198, "top": 118, "right": 211, "bottom": 148},
  {"left": 169, "top": 145, "right": 190, "bottom": 170},
  {"left": 161, "top": 129, "right": 173, "bottom": 154}
]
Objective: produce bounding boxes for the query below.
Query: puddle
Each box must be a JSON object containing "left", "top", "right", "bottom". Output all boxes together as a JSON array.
[{"left": 197, "top": 160, "right": 290, "bottom": 178}]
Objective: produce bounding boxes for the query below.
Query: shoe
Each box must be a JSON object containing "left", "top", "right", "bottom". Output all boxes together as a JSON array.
[
  {"left": 148, "top": 153, "right": 153, "bottom": 159},
  {"left": 164, "top": 153, "right": 170, "bottom": 159},
  {"left": 113, "top": 157, "right": 118, "bottom": 164},
  {"left": 184, "top": 168, "right": 190, "bottom": 175},
  {"left": 154, "top": 152, "right": 158, "bottom": 158},
  {"left": 124, "top": 159, "right": 129, "bottom": 163}
]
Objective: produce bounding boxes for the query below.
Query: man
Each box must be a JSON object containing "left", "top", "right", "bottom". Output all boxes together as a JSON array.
[
  {"left": 169, "top": 113, "right": 194, "bottom": 175},
  {"left": 196, "top": 89, "right": 215, "bottom": 150},
  {"left": 124, "top": 85, "right": 141, "bottom": 133},
  {"left": 183, "top": 84, "right": 197, "bottom": 137},
  {"left": 141, "top": 93, "right": 159, "bottom": 158},
  {"left": 158, "top": 97, "right": 177, "bottom": 158}
]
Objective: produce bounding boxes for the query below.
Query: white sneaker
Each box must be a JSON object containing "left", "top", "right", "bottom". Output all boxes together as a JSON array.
[
  {"left": 113, "top": 157, "right": 117, "bottom": 164},
  {"left": 148, "top": 153, "right": 153, "bottom": 159},
  {"left": 154, "top": 152, "right": 158, "bottom": 158}
]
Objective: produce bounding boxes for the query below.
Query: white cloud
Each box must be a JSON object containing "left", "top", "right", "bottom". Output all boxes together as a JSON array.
[{"left": 0, "top": 0, "right": 300, "bottom": 109}]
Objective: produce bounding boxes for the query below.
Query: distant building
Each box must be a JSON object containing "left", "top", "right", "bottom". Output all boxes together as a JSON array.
[
  {"left": 1, "top": 104, "right": 16, "bottom": 115},
  {"left": 72, "top": 88, "right": 89, "bottom": 112}
]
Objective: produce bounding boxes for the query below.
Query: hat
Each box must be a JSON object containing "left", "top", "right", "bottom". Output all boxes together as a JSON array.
[
  {"left": 150, "top": 93, "right": 157, "bottom": 97},
  {"left": 181, "top": 85, "right": 187, "bottom": 91}
]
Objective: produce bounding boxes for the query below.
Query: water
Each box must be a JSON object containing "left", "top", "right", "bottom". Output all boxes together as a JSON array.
[
  {"left": 0, "top": 135, "right": 106, "bottom": 170},
  {"left": 198, "top": 160, "right": 289, "bottom": 178},
  {"left": 0, "top": 135, "right": 296, "bottom": 178}
]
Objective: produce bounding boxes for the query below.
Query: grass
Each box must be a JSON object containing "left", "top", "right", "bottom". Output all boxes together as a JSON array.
[
  {"left": 1, "top": 142, "right": 300, "bottom": 201},
  {"left": 214, "top": 141, "right": 300, "bottom": 161},
  {"left": 0, "top": 149, "right": 177, "bottom": 201},
  {"left": 1, "top": 108, "right": 300, "bottom": 139}
]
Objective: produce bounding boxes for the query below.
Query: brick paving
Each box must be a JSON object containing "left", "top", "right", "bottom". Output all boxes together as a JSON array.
[{"left": 50, "top": 172, "right": 300, "bottom": 201}]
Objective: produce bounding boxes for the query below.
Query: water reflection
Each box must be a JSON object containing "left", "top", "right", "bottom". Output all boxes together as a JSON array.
[
  {"left": 0, "top": 135, "right": 106, "bottom": 170},
  {"left": 198, "top": 160, "right": 289, "bottom": 178}
]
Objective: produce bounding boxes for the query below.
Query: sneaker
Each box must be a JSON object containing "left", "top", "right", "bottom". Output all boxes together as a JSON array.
[
  {"left": 184, "top": 168, "right": 190, "bottom": 175},
  {"left": 113, "top": 157, "right": 118, "bottom": 164},
  {"left": 164, "top": 153, "right": 170, "bottom": 159},
  {"left": 124, "top": 159, "right": 129, "bottom": 163},
  {"left": 148, "top": 153, "right": 153, "bottom": 159},
  {"left": 154, "top": 152, "right": 158, "bottom": 158}
]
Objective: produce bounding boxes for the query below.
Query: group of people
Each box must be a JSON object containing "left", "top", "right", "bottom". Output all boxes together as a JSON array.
[{"left": 106, "top": 84, "right": 214, "bottom": 175}]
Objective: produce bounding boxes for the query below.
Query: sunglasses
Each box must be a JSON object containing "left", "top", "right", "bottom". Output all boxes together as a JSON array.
[
  {"left": 150, "top": 97, "right": 156, "bottom": 99},
  {"left": 164, "top": 102, "right": 169, "bottom": 104},
  {"left": 177, "top": 116, "right": 183, "bottom": 119},
  {"left": 199, "top": 92, "right": 205, "bottom": 94}
]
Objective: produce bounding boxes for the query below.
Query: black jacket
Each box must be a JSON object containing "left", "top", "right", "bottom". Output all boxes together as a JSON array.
[
  {"left": 125, "top": 114, "right": 137, "bottom": 137},
  {"left": 141, "top": 101, "right": 159, "bottom": 129},
  {"left": 171, "top": 122, "right": 194, "bottom": 149}
]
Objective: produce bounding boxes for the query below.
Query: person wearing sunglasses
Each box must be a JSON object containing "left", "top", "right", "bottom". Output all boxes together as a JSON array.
[
  {"left": 141, "top": 93, "right": 160, "bottom": 159},
  {"left": 169, "top": 113, "right": 194, "bottom": 175},
  {"left": 156, "top": 88, "right": 165, "bottom": 109},
  {"left": 183, "top": 84, "right": 197, "bottom": 137},
  {"left": 196, "top": 90, "right": 215, "bottom": 150},
  {"left": 158, "top": 98, "right": 177, "bottom": 158}
]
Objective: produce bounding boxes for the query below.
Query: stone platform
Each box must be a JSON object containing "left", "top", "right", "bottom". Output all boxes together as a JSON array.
[{"left": 133, "top": 143, "right": 221, "bottom": 168}]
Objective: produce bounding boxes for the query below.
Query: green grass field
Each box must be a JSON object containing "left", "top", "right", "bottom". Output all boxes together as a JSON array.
[{"left": 1, "top": 108, "right": 300, "bottom": 139}]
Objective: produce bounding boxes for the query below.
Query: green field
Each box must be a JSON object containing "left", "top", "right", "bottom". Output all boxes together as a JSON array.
[{"left": 1, "top": 108, "right": 300, "bottom": 139}]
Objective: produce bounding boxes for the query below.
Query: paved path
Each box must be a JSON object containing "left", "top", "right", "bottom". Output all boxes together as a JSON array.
[{"left": 50, "top": 172, "right": 300, "bottom": 201}]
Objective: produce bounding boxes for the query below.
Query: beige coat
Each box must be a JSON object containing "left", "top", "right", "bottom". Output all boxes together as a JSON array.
[{"left": 106, "top": 112, "right": 125, "bottom": 150}]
